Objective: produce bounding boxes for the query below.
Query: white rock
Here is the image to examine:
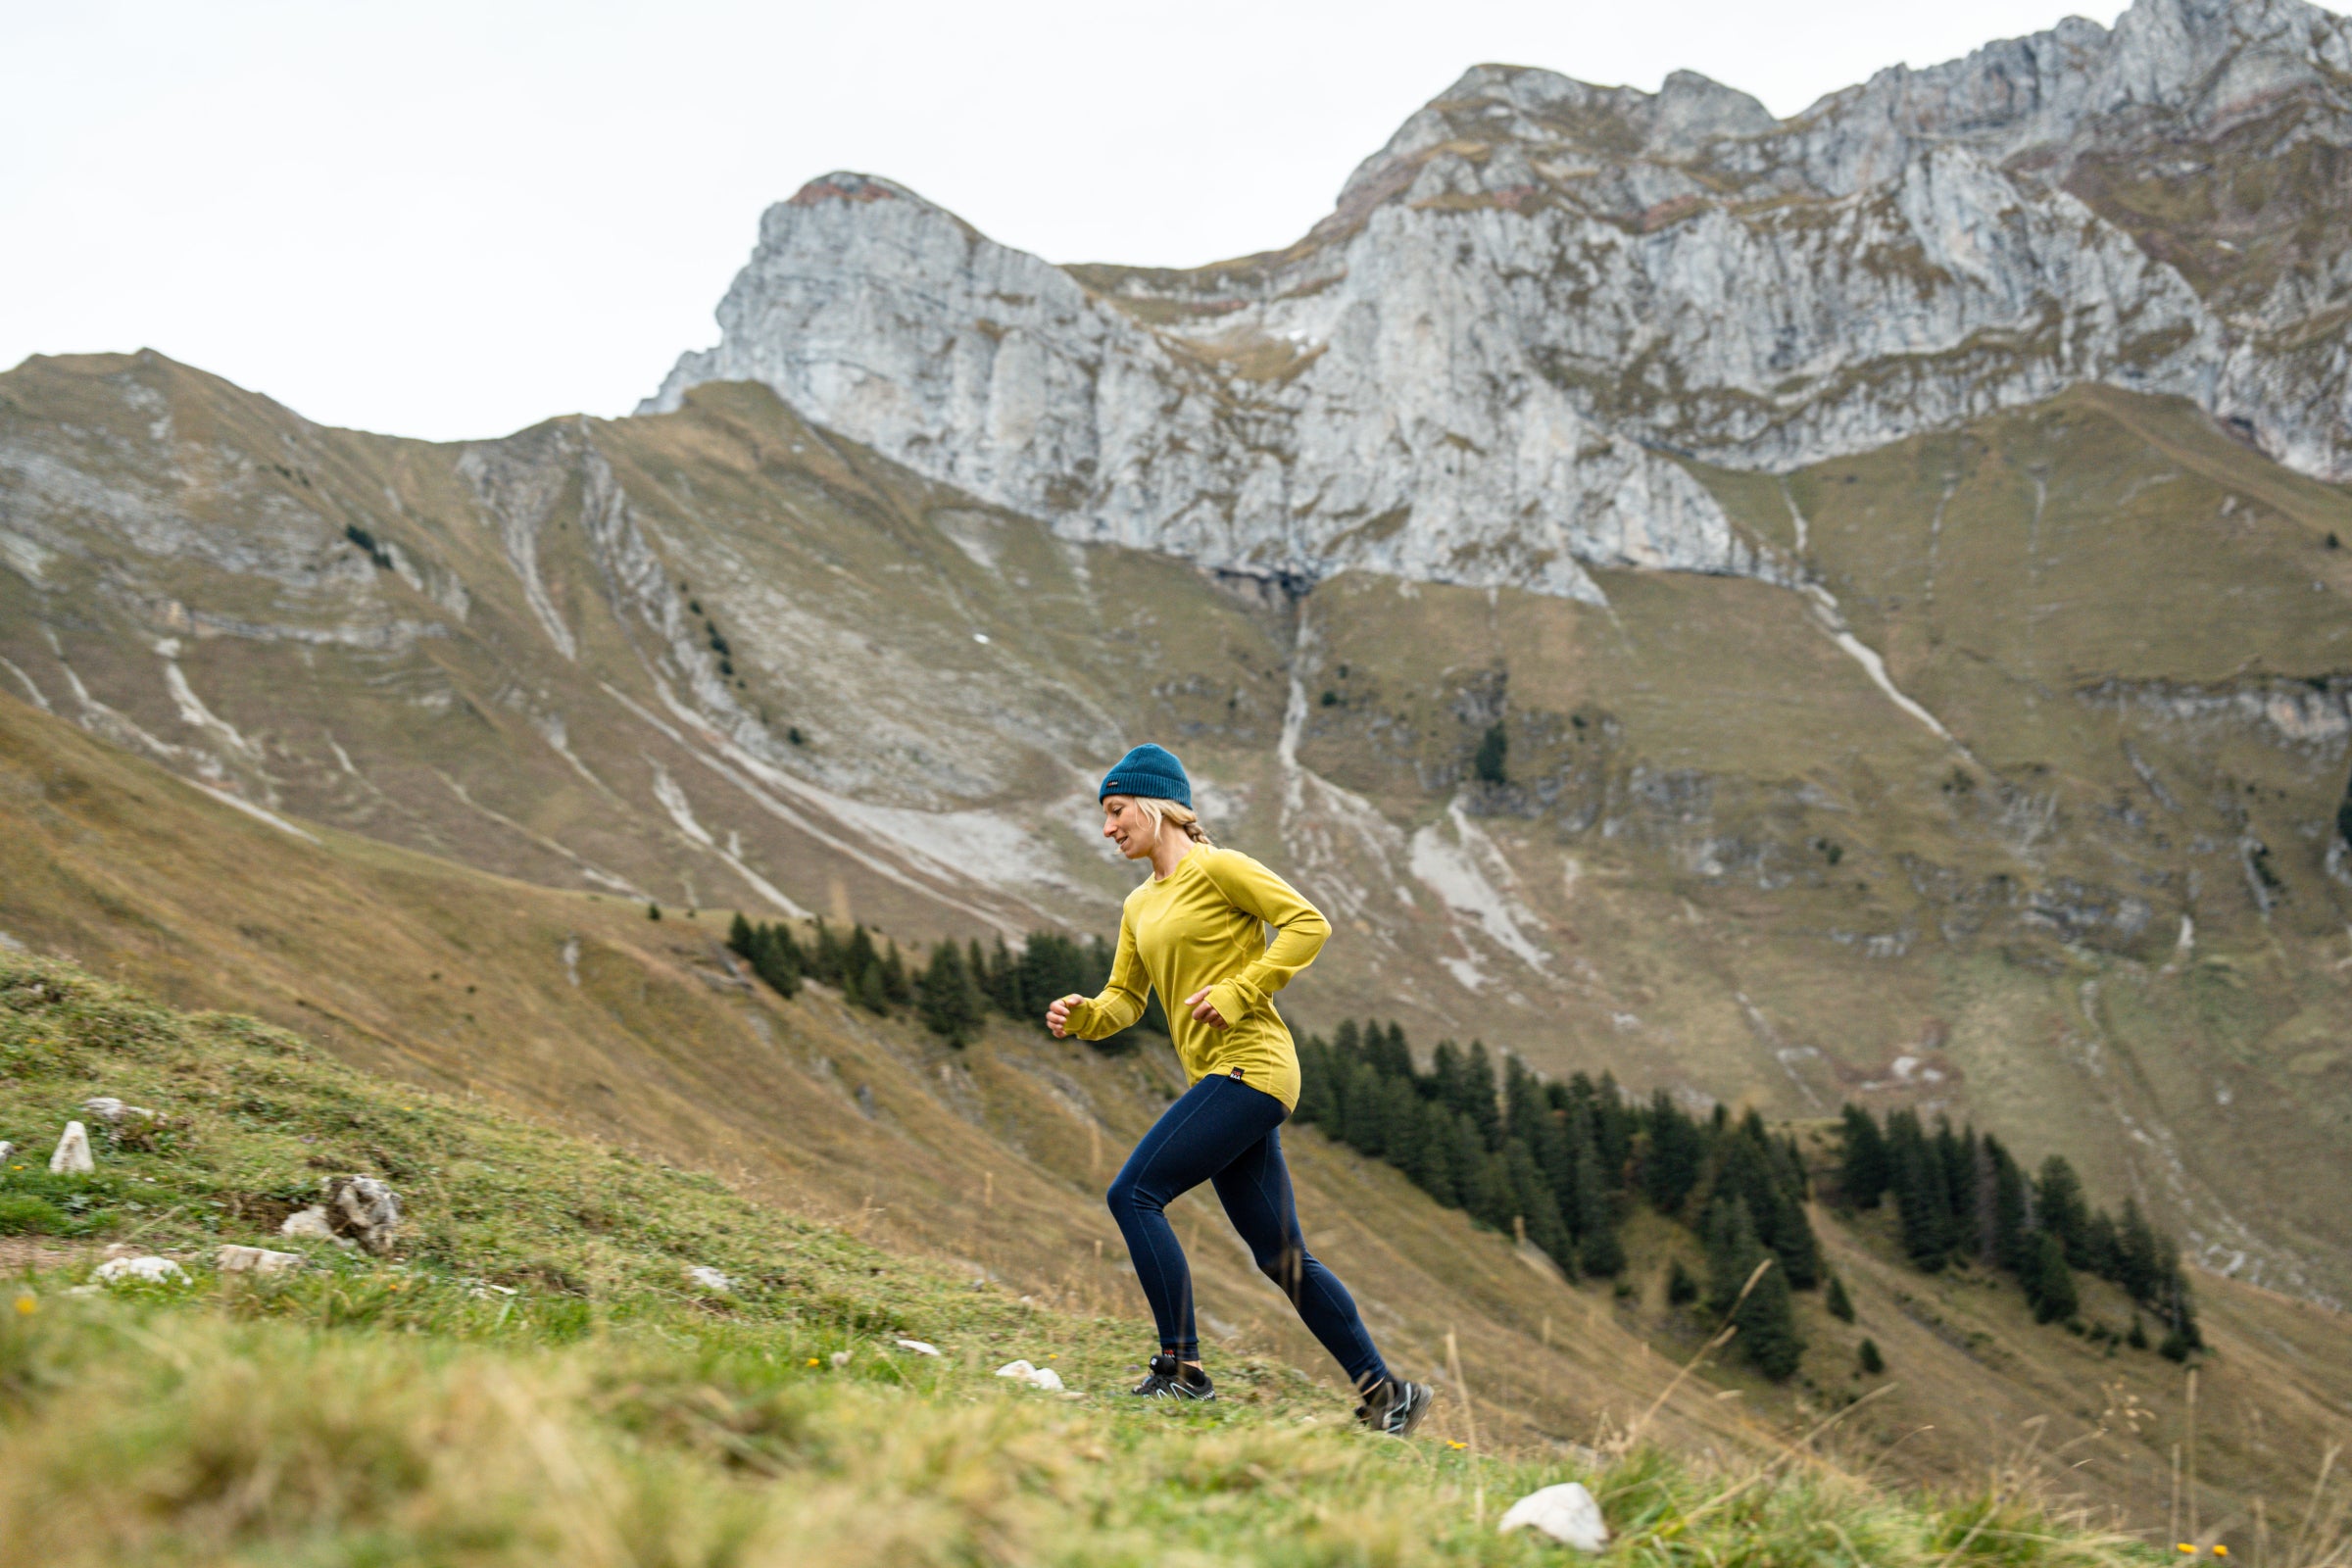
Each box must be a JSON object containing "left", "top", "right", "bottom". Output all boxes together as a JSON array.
[
  {"left": 0, "top": 1141, "right": 13, "bottom": 1163},
  {"left": 82, "top": 1096, "right": 153, "bottom": 1124},
  {"left": 323, "top": 1175, "right": 402, "bottom": 1256},
  {"left": 216, "top": 1245, "right": 304, "bottom": 1275},
  {"left": 894, "top": 1338, "right": 941, "bottom": 1356},
  {"left": 279, "top": 1205, "right": 348, "bottom": 1245},
  {"left": 993, "top": 1358, "right": 1065, "bottom": 1391},
  {"left": 93, "top": 1255, "right": 187, "bottom": 1287},
  {"left": 48, "top": 1121, "right": 93, "bottom": 1174},
  {"left": 1497, "top": 1482, "right": 1610, "bottom": 1551},
  {"left": 685, "top": 1265, "right": 734, "bottom": 1294}
]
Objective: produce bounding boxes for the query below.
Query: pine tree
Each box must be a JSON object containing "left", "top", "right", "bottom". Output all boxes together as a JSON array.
[
  {"left": 2127, "top": 1314, "right": 2148, "bottom": 1349},
  {"left": 1473, "top": 721, "right": 1507, "bottom": 784},
  {"left": 1889, "top": 1115, "right": 1952, "bottom": 1272},
  {"left": 1532, "top": 1104, "right": 1574, "bottom": 1221},
  {"left": 1987, "top": 1137, "right": 2028, "bottom": 1271},
  {"left": 852, "top": 958, "right": 890, "bottom": 1014},
  {"left": 1592, "top": 1072, "right": 1633, "bottom": 1181},
  {"left": 1858, "top": 1338, "right": 1885, "bottom": 1376},
  {"left": 811, "top": 919, "right": 843, "bottom": 985},
  {"left": 1295, "top": 1037, "right": 1335, "bottom": 1126},
  {"left": 1704, "top": 1195, "right": 1800, "bottom": 1378},
  {"left": 1666, "top": 1257, "right": 1699, "bottom": 1305},
  {"left": 1966, "top": 1126, "right": 1995, "bottom": 1262},
  {"left": 2115, "top": 1198, "right": 2163, "bottom": 1303},
  {"left": 1572, "top": 1130, "right": 1624, "bottom": 1276},
  {"left": 1428, "top": 1038, "right": 1463, "bottom": 1109},
  {"left": 917, "top": 941, "right": 986, "bottom": 1046},
  {"left": 1379, "top": 1075, "right": 1422, "bottom": 1172},
  {"left": 1321, "top": 1048, "right": 1354, "bottom": 1138},
  {"left": 647, "top": 902, "right": 662, "bottom": 921},
  {"left": 984, "top": 935, "right": 1023, "bottom": 1017},
  {"left": 1644, "top": 1091, "right": 1706, "bottom": 1217},
  {"left": 845, "top": 924, "right": 879, "bottom": 991},
  {"left": 1826, "top": 1272, "right": 1855, "bottom": 1323},
  {"left": 1555, "top": 1099, "right": 1593, "bottom": 1235},
  {"left": 1731, "top": 1129, "right": 1821, "bottom": 1291},
  {"left": 1503, "top": 1055, "right": 1545, "bottom": 1148},
  {"left": 1449, "top": 1113, "right": 1488, "bottom": 1216},
  {"left": 1385, "top": 1022, "right": 1411, "bottom": 1075},
  {"left": 2157, "top": 1252, "right": 2203, "bottom": 1354},
  {"left": 727, "top": 911, "right": 755, "bottom": 958},
  {"left": 1741, "top": 1253, "right": 1804, "bottom": 1380},
  {"left": 2023, "top": 1230, "right": 2079, "bottom": 1324},
  {"left": 1339, "top": 1060, "right": 1382, "bottom": 1156},
  {"left": 1934, "top": 1117, "right": 1972, "bottom": 1259},
  {"left": 1470, "top": 1149, "right": 1518, "bottom": 1235},
  {"left": 2036, "top": 1156, "right": 2090, "bottom": 1268},
  {"left": 1407, "top": 1098, "right": 1459, "bottom": 1208},
  {"left": 2083, "top": 1208, "right": 2122, "bottom": 1283},
  {"left": 879, "top": 942, "right": 911, "bottom": 1006},
  {"left": 751, "top": 924, "right": 802, "bottom": 998},
  {"left": 1460, "top": 1042, "right": 1501, "bottom": 1151},
  {"left": 1333, "top": 1018, "right": 1362, "bottom": 1060},
  {"left": 1506, "top": 1139, "right": 1575, "bottom": 1269},
  {"left": 1704, "top": 1197, "right": 1762, "bottom": 1315}
]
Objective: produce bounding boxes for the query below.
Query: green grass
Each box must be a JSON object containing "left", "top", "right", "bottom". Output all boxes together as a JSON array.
[{"left": 0, "top": 953, "right": 2192, "bottom": 1566}]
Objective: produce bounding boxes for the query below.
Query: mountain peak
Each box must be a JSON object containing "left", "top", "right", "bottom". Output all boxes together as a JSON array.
[{"left": 643, "top": 0, "right": 2352, "bottom": 603}]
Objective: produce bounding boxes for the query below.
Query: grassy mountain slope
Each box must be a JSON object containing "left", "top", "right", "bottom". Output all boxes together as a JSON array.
[
  {"left": 5, "top": 688, "right": 2351, "bottom": 1528},
  {"left": 3, "top": 353, "right": 2348, "bottom": 1299},
  {"left": 0, "top": 682, "right": 1748, "bottom": 1457},
  {"left": 8, "top": 954, "right": 2249, "bottom": 1568}
]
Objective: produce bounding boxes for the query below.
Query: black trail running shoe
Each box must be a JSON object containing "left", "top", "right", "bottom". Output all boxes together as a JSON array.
[
  {"left": 1355, "top": 1377, "right": 1433, "bottom": 1437},
  {"left": 1130, "top": 1354, "right": 1216, "bottom": 1400}
]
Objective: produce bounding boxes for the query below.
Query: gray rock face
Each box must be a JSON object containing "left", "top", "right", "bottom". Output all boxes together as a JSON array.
[{"left": 644, "top": 0, "right": 2352, "bottom": 600}]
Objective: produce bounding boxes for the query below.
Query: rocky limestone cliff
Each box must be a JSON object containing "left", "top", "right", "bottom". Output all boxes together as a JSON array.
[{"left": 644, "top": 0, "right": 2352, "bottom": 600}]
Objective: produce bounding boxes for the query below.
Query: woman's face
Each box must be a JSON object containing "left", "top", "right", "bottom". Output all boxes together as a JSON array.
[{"left": 1101, "top": 796, "right": 1156, "bottom": 859}]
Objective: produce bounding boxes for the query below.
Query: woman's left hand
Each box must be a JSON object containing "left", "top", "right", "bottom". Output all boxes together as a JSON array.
[{"left": 1183, "top": 987, "right": 1228, "bottom": 1029}]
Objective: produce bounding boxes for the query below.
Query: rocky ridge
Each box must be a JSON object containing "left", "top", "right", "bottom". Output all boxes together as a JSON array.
[{"left": 644, "top": 0, "right": 2352, "bottom": 601}]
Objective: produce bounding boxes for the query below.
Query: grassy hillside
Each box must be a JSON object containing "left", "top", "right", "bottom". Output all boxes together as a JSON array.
[
  {"left": 0, "top": 680, "right": 1757, "bottom": 1461},
  {"left": 4, "top": 352, "right": 2349, "bottom": 1311},
  {"left": 0, "top": 954, "right": 2284, "bottom": 1567},
  {"left": 4, "top": 688, "right": 2350, "bottom": 1533}
]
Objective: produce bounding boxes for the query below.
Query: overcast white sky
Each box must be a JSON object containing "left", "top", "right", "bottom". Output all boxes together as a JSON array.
[{"left": 3, "top": 0, "right": 2131, "bottom": 442}]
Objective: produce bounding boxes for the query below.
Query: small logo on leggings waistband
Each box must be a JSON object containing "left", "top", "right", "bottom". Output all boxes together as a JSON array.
[{"left": 1230, "top": 1067, "right": 1246, "bottom": 1080}]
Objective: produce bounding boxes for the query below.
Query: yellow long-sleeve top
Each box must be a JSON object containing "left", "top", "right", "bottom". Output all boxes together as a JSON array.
[{"left": 1061, "top": 846, "right": 1330, "bottom": 1110}]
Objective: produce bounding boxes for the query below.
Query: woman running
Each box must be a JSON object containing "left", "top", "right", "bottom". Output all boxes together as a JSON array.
[{"left": 1049, "top": 742, "right": 1432, "bottom": 1435}]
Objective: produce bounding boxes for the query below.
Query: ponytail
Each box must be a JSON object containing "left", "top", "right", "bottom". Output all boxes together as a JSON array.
[{"left": 1132, "top": 797, "right": 1212, "bottom": 848}]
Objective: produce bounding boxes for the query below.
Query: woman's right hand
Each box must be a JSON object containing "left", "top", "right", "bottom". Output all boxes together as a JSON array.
[{"left": 1046, "top": 994, "right": 1081, "bottom": 1038}]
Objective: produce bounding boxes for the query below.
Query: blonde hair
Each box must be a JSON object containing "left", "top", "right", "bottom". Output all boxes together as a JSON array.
[{"left": 1125, "top": 796, "right": 1213, "bottom": 847}]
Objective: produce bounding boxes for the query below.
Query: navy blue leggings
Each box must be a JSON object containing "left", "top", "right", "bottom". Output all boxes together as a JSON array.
[{"left": 1105, "top": 1072, "right": 1390, "bottom": 1390}]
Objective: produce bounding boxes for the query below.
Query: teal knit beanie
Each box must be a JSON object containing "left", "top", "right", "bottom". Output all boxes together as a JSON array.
[{"left": 1099, "top": 744, "right": 1190, "bottom": 808}]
